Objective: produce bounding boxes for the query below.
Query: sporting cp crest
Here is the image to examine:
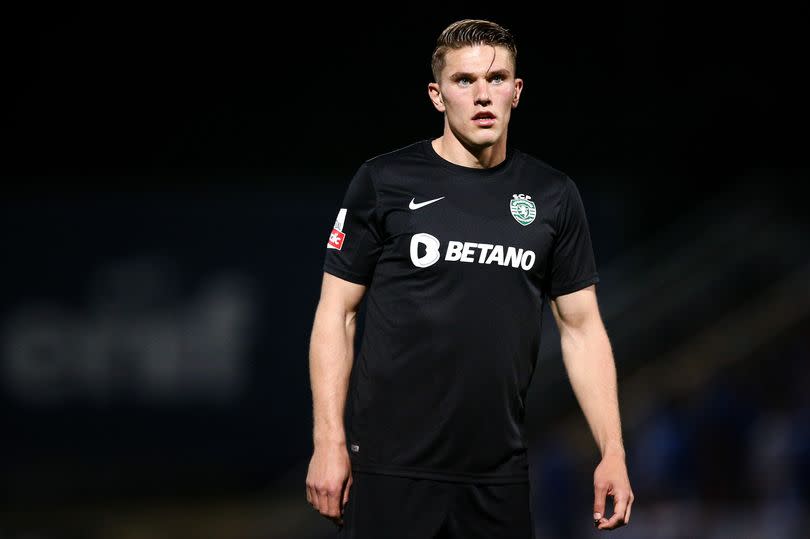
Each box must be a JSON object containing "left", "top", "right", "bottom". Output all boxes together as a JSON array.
[{"left": 510, "top": 194, "right": 536, "bottom": 226}]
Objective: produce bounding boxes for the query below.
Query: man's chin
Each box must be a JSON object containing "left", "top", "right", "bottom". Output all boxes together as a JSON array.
[
  {"left": 449, "top": 126, "right": 504, "bottom": 151},
  {"left": 466, "top": 131, "right": 501, "bottom": 149}
]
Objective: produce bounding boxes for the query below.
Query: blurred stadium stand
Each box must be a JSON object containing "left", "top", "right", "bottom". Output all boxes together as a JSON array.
[{"left": 0, "top": 173, "right": 806, "bottom": 538}]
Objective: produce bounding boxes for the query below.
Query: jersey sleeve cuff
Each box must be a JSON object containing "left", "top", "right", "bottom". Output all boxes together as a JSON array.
[
  {"left": 323, "top": 263, "right": 373, "bottom": 286},
  {"left": 549, "top": 274, "right": 600, "bottom": 300}
]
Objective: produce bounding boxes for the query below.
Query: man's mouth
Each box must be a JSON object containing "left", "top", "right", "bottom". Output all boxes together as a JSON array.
[{"left": 472, "top": 111, "right": 496, "bottom": 127}]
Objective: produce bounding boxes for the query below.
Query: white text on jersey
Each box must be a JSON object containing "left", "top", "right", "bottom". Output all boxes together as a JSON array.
[{"left": 410, "top": 233, "right": 535, "bottom": 270}]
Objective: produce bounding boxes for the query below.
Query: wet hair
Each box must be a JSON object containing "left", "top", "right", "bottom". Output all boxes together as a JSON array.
[{"left": 431, "top": 19, "right": 517, "bottom": 82}]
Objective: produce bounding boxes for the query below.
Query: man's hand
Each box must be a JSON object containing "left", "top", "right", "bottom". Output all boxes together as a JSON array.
[
  {"left": 592, "top": 451, "right": 634, "bottom": 530},
  {"left": 306, "top": 442, "right": 353, "bottom": 526}
]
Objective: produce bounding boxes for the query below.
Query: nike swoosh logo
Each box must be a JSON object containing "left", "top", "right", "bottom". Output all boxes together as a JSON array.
[{"left": 409, "top": 196, "right": 445, "bottom": 210}]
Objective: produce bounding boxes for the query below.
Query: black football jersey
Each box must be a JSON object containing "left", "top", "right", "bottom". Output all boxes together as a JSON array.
[{"left": 322, "top": 139, "right": 599, "bottom": 483}]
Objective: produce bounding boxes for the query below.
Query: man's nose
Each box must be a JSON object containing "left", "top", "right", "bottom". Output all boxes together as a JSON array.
[{"left": 474, "top": 79, "right": 491, "bottom": 106}]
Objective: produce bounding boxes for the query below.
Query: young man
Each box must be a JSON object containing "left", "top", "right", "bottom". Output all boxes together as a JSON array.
[{"left": 307, "top": 19, "right": 634, "bottom": 538}]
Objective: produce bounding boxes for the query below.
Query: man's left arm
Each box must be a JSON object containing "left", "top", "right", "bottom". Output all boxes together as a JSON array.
[{"left": 550, "top": 284, "right": 634, "bottom": 531}]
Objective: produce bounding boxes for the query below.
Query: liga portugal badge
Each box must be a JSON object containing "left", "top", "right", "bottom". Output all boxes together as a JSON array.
[
  {"left": 327, "top": 208, "right": 347, "bottom": 250},
  {"left": 510, "top": 194, "right": 536, "bottom": 226}
]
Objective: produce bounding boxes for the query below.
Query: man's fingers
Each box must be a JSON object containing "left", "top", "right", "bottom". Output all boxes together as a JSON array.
[
  {"left": 598, "top": 494, "right": 628, "bottom": 530},
  {"left": 308, "top": 478, "right": 350, "bottom": 520},
  {"left": 342, "top": 474, "right": 353, "bottom": 509},
  {"left": 593, "top": 481, "right": 608, "bottom": 523},
  {"left": 325, "top": 485, "right": 342, "bottom": 518},
  {"left": 310, "top": 486, "right": 321, "bottom": 513},
  {"left": 624, "top": 494, "right": 634, "bottom": 524}
]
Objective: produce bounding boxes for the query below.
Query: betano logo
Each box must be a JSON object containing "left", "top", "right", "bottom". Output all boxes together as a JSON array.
[{"left": 410, "top": 233, "right": 536, "bottom": 270}]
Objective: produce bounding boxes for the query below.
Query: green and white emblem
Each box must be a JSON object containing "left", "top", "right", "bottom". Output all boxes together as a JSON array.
[{"left": 510, "top": 194, "right": 536, "bottom": 226}]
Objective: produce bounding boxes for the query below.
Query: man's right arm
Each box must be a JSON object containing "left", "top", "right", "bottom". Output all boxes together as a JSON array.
[{"left": 305, "top": 271, "right": 366, "bottom": 525}]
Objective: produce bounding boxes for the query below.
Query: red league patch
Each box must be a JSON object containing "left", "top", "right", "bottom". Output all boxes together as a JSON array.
[
  {"left": 328, "top": 228, "right": 346, "bottom": 250},
  {"left": 326, "top": 208, "right": 348, "bottom": 250}
]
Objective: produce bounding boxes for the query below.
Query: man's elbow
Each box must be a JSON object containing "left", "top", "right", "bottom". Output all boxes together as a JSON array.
[
  {"left": 313, "top": 300, "right": 356, "bottom": 332},
  {"left": 344, "top": 309, "right": 358, "bottom": 331},
  {"left": 556, "top": 307, "right": 608, "bottom": 349}
]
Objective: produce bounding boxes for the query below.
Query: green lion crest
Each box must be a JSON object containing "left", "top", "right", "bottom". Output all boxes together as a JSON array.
[{"left": 510, "top": 194, "right": 536, "bottom": 226}]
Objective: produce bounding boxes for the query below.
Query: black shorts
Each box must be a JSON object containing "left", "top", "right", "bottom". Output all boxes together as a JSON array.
[{"left": 337, "top": 472, "right": 535, "bottom": 539}]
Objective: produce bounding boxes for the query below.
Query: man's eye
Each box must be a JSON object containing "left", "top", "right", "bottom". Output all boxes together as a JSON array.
[
  {"left": 458, "top": 78, "right": 471, "bottom": 87},
  {"left": 491, "top": 75, "right": 504, "bottom": 84}
]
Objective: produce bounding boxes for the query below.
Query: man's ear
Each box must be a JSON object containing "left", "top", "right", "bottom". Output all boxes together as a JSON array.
[
  {"left": 512, "top": 78, "right": 524, "bottom": 108},
  {"left": 428, "top": 82, "right": 445, "bottom": 112}
]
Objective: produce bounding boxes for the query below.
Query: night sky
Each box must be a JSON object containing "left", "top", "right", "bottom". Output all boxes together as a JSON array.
[{"left": 5, "top": 4, "right": 804, "bottom": 186}]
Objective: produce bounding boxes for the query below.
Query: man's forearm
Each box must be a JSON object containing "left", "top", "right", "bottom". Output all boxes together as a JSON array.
[
  {"left": 560, "top": 321, "right": 625, "bottom": 457},
  {"left": 309, "top": 305, "right": 357, "bottom": 447}
]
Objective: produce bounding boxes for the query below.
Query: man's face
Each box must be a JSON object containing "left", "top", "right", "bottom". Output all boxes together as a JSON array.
[{"left": 429, "top": 45, "right": 523, "bottom": 149}]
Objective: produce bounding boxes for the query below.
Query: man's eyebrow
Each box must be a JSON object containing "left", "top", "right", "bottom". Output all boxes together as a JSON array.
[
  {"left": 486, "top": 69, "right": 512, "bottom": 78},
  {"left": 449, "top": 69, "right": 512, "bottom": 80}
]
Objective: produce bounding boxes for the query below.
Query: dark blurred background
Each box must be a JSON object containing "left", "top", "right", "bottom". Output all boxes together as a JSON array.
[{"left": 2, "top": 3, "right": 808, "bottom": 538}]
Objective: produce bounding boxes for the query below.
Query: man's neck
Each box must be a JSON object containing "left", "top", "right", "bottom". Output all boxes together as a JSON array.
[{"left": 432, "top": 135, "right": 507, "bottom": 169}]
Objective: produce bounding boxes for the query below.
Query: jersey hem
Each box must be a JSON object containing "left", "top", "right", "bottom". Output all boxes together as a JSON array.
[{"left": 352, "top": 463, "right": 529, "bottom": 484}]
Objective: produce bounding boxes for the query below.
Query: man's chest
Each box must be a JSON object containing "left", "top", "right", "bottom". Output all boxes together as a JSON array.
[{"left": 377, "top": 179, "right": 555, "bottom": 275}]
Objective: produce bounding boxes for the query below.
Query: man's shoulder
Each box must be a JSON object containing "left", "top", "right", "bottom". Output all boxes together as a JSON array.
[
  {"left": 363, "top": 140, "right": 427, "bottom": 168},
  {"left": 511, "top": 148, "right": 574, "bottom": 195},
  {"left": 512, "top": 148, "right": 569, "bottom": 181}
]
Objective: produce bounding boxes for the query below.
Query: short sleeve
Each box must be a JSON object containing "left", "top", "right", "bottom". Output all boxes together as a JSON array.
[
  {"left": 547, "top": 176, "right": 600, "bottom": 299},
  {"left": 322, "top": 163, "right": 384, "bottom": 286}
]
